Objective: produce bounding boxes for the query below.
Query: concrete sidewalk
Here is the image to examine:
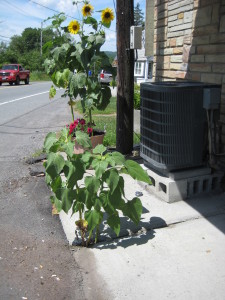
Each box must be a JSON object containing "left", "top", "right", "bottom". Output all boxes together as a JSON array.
[
  {"left": 58, "top": 95, "right": 225, "bottom": 299},
  {"left": 59, "top": 172, "right": 225, "bottom": 299}
]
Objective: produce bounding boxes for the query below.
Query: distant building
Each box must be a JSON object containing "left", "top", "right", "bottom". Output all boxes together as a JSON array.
[
  {"left": 134, "top": 30, "right": 153, "bottom": 85},
  {"left": 112, "top": 31, "right": 153, "bottom": 85}
]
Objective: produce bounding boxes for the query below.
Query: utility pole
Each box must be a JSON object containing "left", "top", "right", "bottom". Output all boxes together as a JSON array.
[
  {"left": 116, "top": 0, "right": 134, "bottom": 154},
  {"left": 40, "top": 21, "right": 43, "bottom": 56}
]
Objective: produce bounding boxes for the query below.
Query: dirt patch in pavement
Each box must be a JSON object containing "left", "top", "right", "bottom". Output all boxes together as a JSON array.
[{"left": 2, "top": 177, "right": 30, "bottom": 194}]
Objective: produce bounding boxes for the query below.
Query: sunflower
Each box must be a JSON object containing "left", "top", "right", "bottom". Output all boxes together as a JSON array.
[
  {"left": 101, "top": 8, "right": 114, "bottom": 24},
  {"left": 68, "top": 20, "right": 80, "bottom": 34},
  {"left": 82, "top": 3, "right": 94, "bottom": 17}
]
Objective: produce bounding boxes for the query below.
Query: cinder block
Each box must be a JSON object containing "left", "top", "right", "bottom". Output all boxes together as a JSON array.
[{"left": 140, "top": 165, "right": 224, "bottom": 203}]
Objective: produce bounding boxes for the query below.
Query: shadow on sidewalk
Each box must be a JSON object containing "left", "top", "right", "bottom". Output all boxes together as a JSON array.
[{"left": 93, "top": 215, "right": 167, "bottom": 249}]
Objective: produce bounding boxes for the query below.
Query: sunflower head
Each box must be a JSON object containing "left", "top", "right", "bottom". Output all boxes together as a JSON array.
[
  {"left": 82, "top": 4, "right": 94, "bottom": 17},
  {"left": 68, "top": 20, "right": 80, "bottom": 34},
  {"left": 101, "top": 8, "right": 114, "bottom": 25}
]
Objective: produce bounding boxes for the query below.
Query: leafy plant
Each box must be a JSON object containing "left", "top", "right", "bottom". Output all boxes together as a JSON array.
[
  {"left": 43, "top": 1, "right": 116, "bottom": 131},
  {"left": 134, "top": 83, "right": 140, "bottom": 110},
  {"left": 75, "top": 96, "right": 117, "bottom": 115},
  {"left": 43, "top": 128, "right": 151, "bottom": 246}
]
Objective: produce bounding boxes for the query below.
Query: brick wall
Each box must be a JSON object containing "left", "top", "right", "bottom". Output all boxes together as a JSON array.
[{"left": 151, "top": 0, "right": 225, "bottom": 152}]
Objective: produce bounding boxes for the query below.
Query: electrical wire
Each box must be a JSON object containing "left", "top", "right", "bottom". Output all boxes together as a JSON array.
[
  {"left": 0, "top": 34, "right": 11, "bottom": 39},
  {"left": 3, "top": 0, "right": 29, "bottom": 17},
  {"left": 113, "top": 0, "right": 116, "bottom": 15},
  {"left": 29, "top": 0, "right": 80, "bottom": 21}
]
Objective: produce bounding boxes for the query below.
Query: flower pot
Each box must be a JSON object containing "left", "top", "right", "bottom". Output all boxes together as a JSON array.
[{"left": 73, "top": 130, "right": 105, "bottom": 154}]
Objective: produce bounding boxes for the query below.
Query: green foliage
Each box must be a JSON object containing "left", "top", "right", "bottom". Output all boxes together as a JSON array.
[
  {"left": 92, "top": 116, "right": 140, "bottom": 147},
  {"left": 75, "top": 96, "right": 117, "bottom": 115},
  {"left": 44, "top": 128, "right": 151, "bottom": 246},
  {"left": 30, "top": 71, "right": 50, "bottom": 82},
  {"left": 104, "top": 51, "right": 117, "bottom": 62},
  {"left": 134, "top": 84, "right": 141, "bottom": 110},
  {"left": 134, "top": 3, "right": 145, "bottom": 29},
  {"left": 0, "top": 26, "right": 60, "bottom": 71},
  {"left": 43, "top": 6, "right": 116, "bottom": 126}
]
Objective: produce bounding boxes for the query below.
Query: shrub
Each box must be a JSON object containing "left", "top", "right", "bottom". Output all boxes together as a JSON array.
[
  {"left": 134, "top": 83, "right": 140, "bottom": 110},
  {"left": 30, "top": 71, "right": 50, "bottom": 81}
]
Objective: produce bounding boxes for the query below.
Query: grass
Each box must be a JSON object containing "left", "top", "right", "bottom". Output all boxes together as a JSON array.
[
  {"left": 94, "top": 116, "right": 140, "bottom": 147},
  {"left": 30, "top": 71, "right": 50, "bottom": 81},
  {"left": 75, "top": 97, "right": 117, "bottom": 115}
]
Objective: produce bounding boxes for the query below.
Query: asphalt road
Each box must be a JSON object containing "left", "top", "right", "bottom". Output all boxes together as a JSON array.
[{"left": 0, "top": 82, "right": 91, "bottom": 299}]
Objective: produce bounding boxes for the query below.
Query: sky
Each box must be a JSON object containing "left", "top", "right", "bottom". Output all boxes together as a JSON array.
[{"left": 0, "top": 0, "right": 145, "bottom": 51}]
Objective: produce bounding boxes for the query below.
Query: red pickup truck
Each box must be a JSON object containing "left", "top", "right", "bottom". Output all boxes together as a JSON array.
[{"left": 0, "top": 64, "right": 30, "bottom": 86}]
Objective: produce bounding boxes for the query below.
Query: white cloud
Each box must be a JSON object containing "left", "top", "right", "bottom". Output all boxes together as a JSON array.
[
  {"left": 106, "top": 32, "right": 116, "bottom": 42},
  {"left": 56, "top": 0, "right": 78, "bottom": 16}
]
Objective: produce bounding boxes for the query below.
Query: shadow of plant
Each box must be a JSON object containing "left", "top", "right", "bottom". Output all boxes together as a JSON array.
[
  {"left": 94, "top": 230, "right": 155, "bottom": 250},
  {"left": 75, "top": 213, "right": 168, "bottom": 249}
]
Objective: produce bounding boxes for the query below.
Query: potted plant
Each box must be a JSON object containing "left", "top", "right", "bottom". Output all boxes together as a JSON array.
[
  {"left": 44, "top": 0, "right": 117, "bottom": 143},
  {"left": 68, "top": 117, "right": 104, "bottom": 153},
  {"left": 43, "top": 129, "right": 152, "bottom": 246}
]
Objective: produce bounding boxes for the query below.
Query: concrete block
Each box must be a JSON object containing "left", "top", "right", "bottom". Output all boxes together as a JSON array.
[
  {"left": 168, "top": 167, "right": 211, "bottom": 180},
  {"left": 140, "top": 165, "right": 224, "bottom": 203}
]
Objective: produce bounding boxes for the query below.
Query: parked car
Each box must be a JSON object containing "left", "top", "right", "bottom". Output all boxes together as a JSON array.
[
  {"left": 98, "top": 70, "right": 113, "bottom": 85},
  {"left": 0, "top": 64, "right": 30, "bottom": 86}
]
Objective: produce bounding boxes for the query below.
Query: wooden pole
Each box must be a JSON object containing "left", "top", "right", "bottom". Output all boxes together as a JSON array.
[{"left": 116, "top": 0, "right": 134, "bottom": 154}]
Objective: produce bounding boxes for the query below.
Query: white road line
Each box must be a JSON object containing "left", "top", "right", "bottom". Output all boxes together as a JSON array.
[
  {"left": 0, "top": 91, "right": 49, "bottom": 106},
  {"left": 0, "top": 90, "right": 50, "bottom": 106}
]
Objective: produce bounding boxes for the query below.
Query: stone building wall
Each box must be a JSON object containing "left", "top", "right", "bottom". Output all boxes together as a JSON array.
[{"left": 150, "top": 0, "right": 225, "bottom": 152}]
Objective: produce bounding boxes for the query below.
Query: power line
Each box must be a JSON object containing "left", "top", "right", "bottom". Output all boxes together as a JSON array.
[
  {"left": 29, "top": 0, "right": 77, "bottom": 20},
  {"left": 113, "top": 0, "right": 116, "bottom": 15},
  {"left": 0, "top": 34, "right": 11, "bottom": 39},
  {"left": 3, "top": 0, "right": 30, "bottom": 17}
]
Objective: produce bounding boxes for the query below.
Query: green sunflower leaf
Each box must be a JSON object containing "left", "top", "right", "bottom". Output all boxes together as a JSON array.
[
  {"left": 122, "top": 197, "right": 143, "bottom": 225},
  {"left": 85, "top": 209, "right": 103, "bottom": 231}
]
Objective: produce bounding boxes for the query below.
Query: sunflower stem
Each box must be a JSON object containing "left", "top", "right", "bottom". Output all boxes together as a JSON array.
[
  {"left": 86, "top": 230, "right": 93, "bottom": 246},
  {"left": 95, "top": 224, "right": 100, "bottom": 243},
  {"left": 70, "top": 98, "right": 75, "bottom": 122}
]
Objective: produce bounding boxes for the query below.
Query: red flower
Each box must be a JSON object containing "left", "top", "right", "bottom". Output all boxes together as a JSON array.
[
  {"left": 69, "top": 122, "right": 76, "bottom": 135},
  {"left": 74, "top": 120, "right": 79, "bottom": 127},
  {"left": 87, "top": 127, "right": 93, "bottom": 134},
  {"left": 80, "top": 119, "right": 86, "bottom": 125},
  {"left": 67, "top": 118, "right": 95, "bottom": 136},
  {"left": 69, "top": 128, "right": 73, "bottom": 135}
]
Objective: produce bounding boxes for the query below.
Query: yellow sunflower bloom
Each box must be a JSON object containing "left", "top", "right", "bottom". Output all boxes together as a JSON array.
[
  {"left": 68, "top": 20, "right": 80, "bottom": 34},
  {"left": 82, "top": 4, "right": 94, "bottom": 17},
  {"left": 101, "top": 8, "right": 114, "bottom": 24}
]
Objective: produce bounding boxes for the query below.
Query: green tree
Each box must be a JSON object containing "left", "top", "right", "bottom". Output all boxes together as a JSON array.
[
  {"left": 2, "top": 26, "right": 59, "bottom": 71},
  {"left": 9, "top": 35, "right": 25, "bottom": 55},
  {"left": 134, "top": 3, "right": 145, "bottom": 29},
  {"left": 4, "top": 48, "right": 18, "bottom": 64},
  {"left": 22, "top": 28, "right": 40, "bottom": 52},
  {"left": 0, "top": 42, "right": 8, "bottom": 65}
]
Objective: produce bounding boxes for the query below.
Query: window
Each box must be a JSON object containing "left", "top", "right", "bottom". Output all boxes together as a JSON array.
[
  {"left": 148, "top": 62, "right": 153, "bottom": 79},
  {"left": 134, "top": 62, "right": 144, "bottom": 76}
]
